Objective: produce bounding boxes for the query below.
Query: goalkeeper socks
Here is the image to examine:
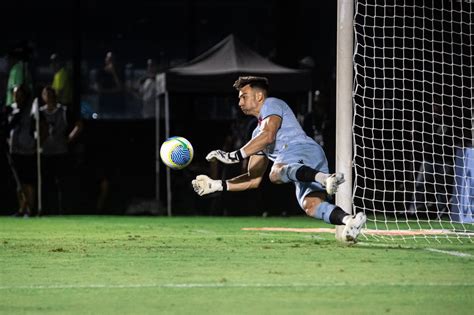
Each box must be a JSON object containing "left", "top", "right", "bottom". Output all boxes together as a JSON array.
[
  {"left": 281, "top": 164, "right": 329, "bottom": 185},
  {"left": 313, "top": 202, "right": 336, "bottom": 224},
  {"left": 329, "top": 207, "right": 349, "bottom": 225},
  {"left": 314, "top": 202, "right": 349, "bottom": 225},
  {"left": 281, "top": 164, "right": 318, "bottom": 183},
  {"left": 295, "top": 165, "right": 319, "bottom": 181},
  {"left": 280, "top": 164, "right": 300, "bottom": 183}
]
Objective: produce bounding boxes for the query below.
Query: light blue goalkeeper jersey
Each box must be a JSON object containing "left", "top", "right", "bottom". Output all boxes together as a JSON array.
[
  {"left": 252, "top": 97, "right": 324, "bottom": 164},
  {"left": 251, "top": 97, "right": 330, "bottom": 207}
]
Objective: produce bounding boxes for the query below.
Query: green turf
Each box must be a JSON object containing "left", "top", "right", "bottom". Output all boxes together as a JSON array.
[{"left": 0, "top": 216, "right": 473, "bottom": 315}]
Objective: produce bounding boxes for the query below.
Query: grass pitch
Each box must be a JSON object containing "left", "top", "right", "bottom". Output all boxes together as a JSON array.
[{"left": 0, "top": 216, "right": 473, "bottom": 315}]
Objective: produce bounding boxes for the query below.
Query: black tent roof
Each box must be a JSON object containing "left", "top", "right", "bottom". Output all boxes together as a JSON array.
[{"left": 157, "top": 34, "right": 311, "bottom": 93}]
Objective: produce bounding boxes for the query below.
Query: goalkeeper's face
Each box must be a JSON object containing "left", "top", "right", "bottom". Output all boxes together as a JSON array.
[{"left": 238, "top": 84, "right": 263, "bottom": 117}]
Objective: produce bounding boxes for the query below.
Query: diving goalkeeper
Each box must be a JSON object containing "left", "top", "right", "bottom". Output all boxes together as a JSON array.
[{"left": 192, "top": 76, "right": 366, "bottom": 243}]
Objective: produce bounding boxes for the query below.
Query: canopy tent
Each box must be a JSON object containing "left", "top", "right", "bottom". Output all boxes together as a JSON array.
[
  {"left": 155, "top": 34, "right": 312, "bottom": 215},
  {"left": 156, "top": 34, "right": 311, "bottom": 94}
]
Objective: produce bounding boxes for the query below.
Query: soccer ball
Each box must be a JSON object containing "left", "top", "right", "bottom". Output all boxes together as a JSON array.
[{"left": 160, "top": 136, "right": 194, "bottom": 170}]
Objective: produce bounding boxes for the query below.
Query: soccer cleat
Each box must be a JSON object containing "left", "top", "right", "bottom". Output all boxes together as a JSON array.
[
  {"left": 325, "top": 173, "right": 345, "bottom": 195},
  {"left": 340, "top": 212, "right": 367, "bottom": 243}
]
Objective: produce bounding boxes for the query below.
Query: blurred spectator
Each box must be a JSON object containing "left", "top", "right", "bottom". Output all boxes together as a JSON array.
[
  {"left": 39, "top": 86, "right": 82, "bottom": 214},
  {"left": 96, "top": 51, "right": 124, "bottom": 118},
  {"left": 5, "top": 48, "right": 33, "bottom": 107},
  {"left": 137, "top": 58, "right": 158, "bottom": 119},
  {"left": 6, "top": 85, "right": 45, "bottom": 217},
  {"left": 50, "top": 53, "right": 73, "bottom": 107},
  {"left": 50, "top": 52, "right": 84, "bottom": 178}
]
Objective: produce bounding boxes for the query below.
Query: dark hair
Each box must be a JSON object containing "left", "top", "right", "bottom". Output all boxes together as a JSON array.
[
  {"left": 43, "top": 85, "right": 57, "bottom": 98},
  {"left": 233, "top": 76, "right": 269, "bottom": 92},
  {"left": 13, "top": 84, "right": 30, "bottom": 99}
]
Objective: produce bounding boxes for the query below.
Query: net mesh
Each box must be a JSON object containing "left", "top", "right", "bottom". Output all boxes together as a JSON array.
[{"left": 353, "top": 0, "right": 473, "bottom": 242}]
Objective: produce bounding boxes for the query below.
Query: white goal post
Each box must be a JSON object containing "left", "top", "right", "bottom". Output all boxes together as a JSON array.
[{"left": 337, "top": 0, "right": 473, "bottom": 242}]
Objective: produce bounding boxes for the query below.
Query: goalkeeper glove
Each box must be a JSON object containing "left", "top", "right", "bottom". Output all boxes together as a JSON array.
[
  {"left": 205, "top": 149, "right": 247, "bottom": 164},
  {"left": 192, "top": 175, "right": 227, "bottom": 196}
]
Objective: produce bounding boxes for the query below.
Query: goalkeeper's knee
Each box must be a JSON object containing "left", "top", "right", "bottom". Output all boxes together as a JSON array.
[{"left": 269, "top": 163, "right": 287, "bottom": 184}]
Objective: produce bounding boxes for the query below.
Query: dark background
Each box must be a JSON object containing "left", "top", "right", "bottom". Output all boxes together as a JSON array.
[
  {"left": 1, "top": 1, "right": 472, "bottom": 218},
  {"left": 0, "top": 0, "right": 338, "bottom": 216}
]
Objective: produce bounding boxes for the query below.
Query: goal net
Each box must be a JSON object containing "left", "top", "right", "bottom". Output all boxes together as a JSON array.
[{"left": 353, "top": 0, "right": 473, "bottom": 242}]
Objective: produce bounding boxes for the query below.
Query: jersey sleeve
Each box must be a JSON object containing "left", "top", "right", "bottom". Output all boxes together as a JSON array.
[{"left": 260, "top": 98, "right": 284, "bottom": 121}]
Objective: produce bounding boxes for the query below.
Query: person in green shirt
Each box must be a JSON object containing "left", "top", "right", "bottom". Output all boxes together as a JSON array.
[{"left": 5, "top": 49, "right": 33, "bottom": 107}]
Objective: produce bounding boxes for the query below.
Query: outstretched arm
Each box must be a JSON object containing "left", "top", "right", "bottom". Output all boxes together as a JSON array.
[
  {"left": 192, "top": 155, "right": 268, "bottom": 196},
  {"left": 241, "top": 115, "right": 281, "bottom": 157},
  {"left": 227, "top": 154, "right": 269, "bottom": 191},
  {"left": 206, "top": 115, "right": 281, "bottom": 164}
]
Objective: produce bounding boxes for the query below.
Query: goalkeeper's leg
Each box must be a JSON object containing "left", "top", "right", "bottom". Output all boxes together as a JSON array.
[
  {"left": 270, "top": 163, "right": 345, "bottom": 195},
  {"left": 302, "top": 192, "right": 366, "bottom": 243}
]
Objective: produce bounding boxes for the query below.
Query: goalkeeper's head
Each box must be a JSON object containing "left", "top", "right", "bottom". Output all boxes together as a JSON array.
[
  {"left": 233, "top": 76, "right": 269, "bottom": 117},
  {"left": 233, "top": 76, "right": 269, "bottom": 97}
]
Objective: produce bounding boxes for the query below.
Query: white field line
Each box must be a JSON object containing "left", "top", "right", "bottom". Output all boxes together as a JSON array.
[
  {"left": 358, "top": 242, "right": 473, "bottom": 258},
  {"left": 0, "top": 282, "right": 472, "bottom": 290},
  {"left": 425, "top": 248, "right": 473, "bottom": 258}
]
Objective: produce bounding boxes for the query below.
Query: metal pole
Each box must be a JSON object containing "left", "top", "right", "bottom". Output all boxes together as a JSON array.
[
  {"left": 336, "top": 0, "right": 354, "bottom": 225},
  {"left": 164, "top": 92, "right": 172, "bottom": 216},
  {"left": 155, "top": 93, "right": 161, "bottom": 207},
  {"left": 33, "top": 98, "right": 42, "bottom": 214}
]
